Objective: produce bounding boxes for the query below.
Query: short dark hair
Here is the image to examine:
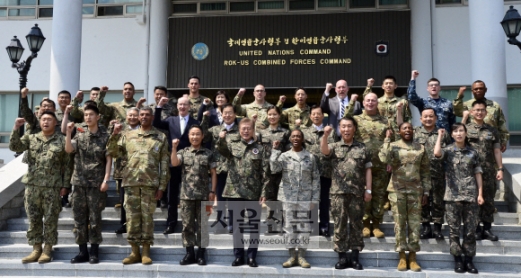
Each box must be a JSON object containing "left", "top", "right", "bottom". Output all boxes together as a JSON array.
[
  {"left": 267, "top": 105, "right": 281, "bottom": 115},
  {"left": 398, "top": 122, "right": 413, "bottom": 130},
  {"left": 124, "top": 82, "right": 135, "bottom": 90},
  {"left": 84, "top": 100, "right": 97, "bottom": 107},
  {"left": 40, "top": 98, "right": 56, "bottom": 108},
  {"left": 58, "top": 90, "right": 71, "bottom": 98},
  {"left": 471, "top": 99, "right": 487, "bottom": 108},
  {"left": 290, "top": 128, "right": 306, "bottom": 147},
  {"left": 139, "top": 106, "right": 154, "bottom": 115},
  {"left": 310, "top": 104, "right": 323, "bottom": 113},
  {"left": 40, "top": 111, "right": 57, "bottom": 121},
  {"left": 427, "top": 78, "right": 440, "bottom": 85},
  {"left": 215, "top": 90, "right": 230, "bottom": 104},
  {"left": 91, "top": 87, "right": 100, "bottom": 91},
  {"left": 188, "top": 124, "right": 204, "bottom": 134},
  {"left": 295, "top": 87, "right": 306, "bottom": 93},
  {"left": 154, "top": 86, "right": 167, "bottom": 94},
  {"left": 83, "top": 104, "right": 99, "bottom": 115},
  {"left": 472, "top": 80, "right": 486, "bottom": 87},
  {"left": 421, "top": 108, "right": 438, "bottom": 118},
  {"left": 221, "top": 103, "right": 235, "bottom": 113},
  {"left": 339, "top": 115, "right": 358, "bottom": 131},
  {"left": 239, "top": 118, "right": 253, "bottom": 128},
  {"left": 383, "top": 75, "right": 397, "bottom": 84},
  {"left": 188, "top": 75, "right": 200, "bottom": 83}
]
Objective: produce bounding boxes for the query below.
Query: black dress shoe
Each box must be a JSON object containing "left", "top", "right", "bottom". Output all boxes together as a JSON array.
[
  {"left": 248, "top": 258, "right": 258, "bottom": 267},
  {"left": 163, "top": 226, "right": 176, "bottom": 234},
  {"left": 319, "top": 229, "right": 330, "bottom": 237},
  {"left": 232, "top": 257, "right": 245, "bottom": 266},
  {"left": 115, "top": 224, "right": 126, "bottom": 234}
]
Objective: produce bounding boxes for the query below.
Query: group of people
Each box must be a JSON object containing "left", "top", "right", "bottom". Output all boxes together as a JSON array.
[{"left": 9, "top": 72, "right": 508, "bottom": 274}]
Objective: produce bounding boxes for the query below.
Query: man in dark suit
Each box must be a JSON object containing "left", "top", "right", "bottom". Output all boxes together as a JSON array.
[
  {"left": 320, "top": 80, "right": 362, "bottom": 136},
  {"left": 153, "top": 96, "right": 199, "bottom": 234}
]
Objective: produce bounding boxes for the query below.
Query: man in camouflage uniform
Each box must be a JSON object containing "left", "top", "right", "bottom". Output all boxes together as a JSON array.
[
  {"left": 465, "top": 100, "right": 503, "bottom": 241},
  {"left": 270, "top": 130, "right": 320, "bottom": 268},
  {"left": 414, "top": 108, "right": 452, "bottom": 240},
  {"left": 379, "top": 122, "right": 431, "bottom": 272},
  {"left": 300, "top": 105, "right": 337, "bottom": 237},
  {"left": 107, "top": 107, "right": 170, "bottom": 265},
  {"left": 96, "top": 83, "right": 138, "bottom": 127},
  {"left": 65, "top": 105, "right": 111, "bottom": 264},
  {"left": 70, "top": 88, "right": 106, "bottom": 124},
  {"left": 171, "top": 125, "right": 217, "bottom": 266},
  {"left": 186, "top": 76, "right": 212, "bottom": 119},
  {"left": 143, "top": 86, "right": 178, "bottom": 119},
  {"left": 55, "top": 90, "right": 72, "bottom": 123},
  {"left": 454, "top": 80, "right": 509, "bottom": 152},
  {"left": 345, "top": 92, "right": 391, "bottom": 238},
  {"left": 277, "top": 88, "right": 312, "bottom": 130},
  {"left": 407, "top": 70, "right": 456, "bottom": 133},
  {"left": 320, "top": 117, "right": 372, "bottom": 270},
  {"left": 19, "top": 88, "right": 61, "bottom": 134},
  {"left": 9, "top": 112, "right": 72, "bottom": 264},
  {"left": 434, "top": 127, "right": 483, "bottom": 274},
  {"left": 364, "top": 76, "right": 412, "bottom": 140},
  {"left": 217, "top": 118, "right": 270, "bottom": 267},
  {"left": 233, "top": 85, "right": 280, "bottom": 130}
]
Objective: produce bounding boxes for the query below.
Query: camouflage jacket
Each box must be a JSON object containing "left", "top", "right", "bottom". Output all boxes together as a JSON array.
[
  {"left": 107, "top": 127, "right": 170, "bottom": 191},
  {"left": 70, "top": 123, "right": 110, "bottom": 187},
  {"left": 353, "top": 111, "right": 391, "bottom": 169},
  {"left": 217, "top": 136, "right": 270, "bottom": 200},
  {"left": 96, "top": 90, "right": 137, "bottom": 126},
  {"left": 327, "top": 140, "right": 372, "bottom": 197},
  {"left": 149, "top": 101, "right": 178, "bottom": 120},
  {"left": 465, "top": 122, "right": 501, "bottom": 172},
  {"left": 454, "top": 97, "right": 509, "bottom": 146},
  {"left": 407, "top": 80, "right": 456, "bottom": 133},
  {"left": 413, "top": 125, "right": 452, "bottom": 176},
  {"left": 113, "top": 124, "right": 140, "bottom": 179},
  {"left": 70, "top": 98, "right": 85, "bottom": 123},
  {"left": 379, "top": 139, "right": 431, "bottom": 195},
  {"left": 270, "top": 149, "right": 320, "bottom": 202},
  {"left": 207, "top": 122, "right": 240, "bottom": 174},
  {"left": 188, "top": 95, "right": 211, "bottom": 119},
  {"left": 437, "top": 144, "right": 483, "bottom": 202},
  {"left": 258, "top": 125, "right": 291, "bottom": 153},
  {"left": 232, "top": 95, "right": 277, "bottom": 129},
  {"left": 279, "top": 103, "right": 312, "bottom": 130},
  {"left": 301, "top": 125, "right": 337, "bottom": 178},
  {"left": 177, "top": 146, "right": 217, "bottom": 200},
  {"left": 20, "top": 97, "right": 61, "bottom": 134},
  {"left": 9, "top": 129, "right": 72, "bottom": 188}
]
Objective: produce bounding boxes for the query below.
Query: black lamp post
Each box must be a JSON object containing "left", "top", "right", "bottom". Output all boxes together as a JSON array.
[
  {"left": 5, "top": 24, "right": 46, "bottom": 137},
  {"left": 501, "top": 6, "right": 521, "bottom": 51}
]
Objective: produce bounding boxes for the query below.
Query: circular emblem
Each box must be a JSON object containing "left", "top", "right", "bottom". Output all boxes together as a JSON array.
[
  {"left": 191, "top": 43, "right": 209, "bottom": 61},
  {"left": 252, "top": 148, "right": 259, "bottom": 155}
]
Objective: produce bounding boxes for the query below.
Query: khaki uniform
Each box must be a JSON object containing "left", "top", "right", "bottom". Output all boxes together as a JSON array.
[
  {"left": 96, "top": 90, "right": 137, "bottom": 127},
  {"left": 232, "top": 95, "right": 274, "bottom": 130},
  {"left": 278, "top": 103, "right": 312, "bottom": 130}
]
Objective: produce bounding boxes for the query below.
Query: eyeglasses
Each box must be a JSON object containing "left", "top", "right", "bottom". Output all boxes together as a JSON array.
[
  {"left": 427, "top": 83, "right": 440, "bottom": 87},
  {"left": 254, "top": 90, "right": 265, "bottom": 92}
]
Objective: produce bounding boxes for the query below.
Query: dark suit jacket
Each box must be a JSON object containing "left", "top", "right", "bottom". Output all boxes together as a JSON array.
[
  {"left": 153, "top": 108, "right": 199, "bottom": 151},
  {"left": 320, "top": 93, "right": 362, "bottom": 133},
  {"left": 197, "top": 104, "right": 221, "bottom": 128}
]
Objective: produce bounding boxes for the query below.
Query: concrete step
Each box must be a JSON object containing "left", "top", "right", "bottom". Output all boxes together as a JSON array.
[
  {"left": 0, "top": 248, "right": 520, "bottom": 275},
  {"left": 1, "top": 231, "right": 521, "bottom": 254}
]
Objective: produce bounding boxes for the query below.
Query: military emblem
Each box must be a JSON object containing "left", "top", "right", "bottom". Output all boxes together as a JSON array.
[
  {"left": 191, "top": 42, "right": 209, "bottom": 61},
  {"left": 252, "top": 148, "right": 259, "bottom": 154}
]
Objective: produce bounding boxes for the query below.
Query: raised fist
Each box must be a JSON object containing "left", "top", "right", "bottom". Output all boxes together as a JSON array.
[
  {"left": 458, "top": 86, "right": 466, "bottom": 98},
  {"left": 463, "top": 110, "right": 470, "bottom": 118},
  {"left": 437, "top": 128, "right": 445, "bottom": 137},
  {"left": 396, "top": 100, "right": 404, "bottom": 110},
  {"left": 386, "top": 129, "right": 393, "bottom": 138},
  {"left": 251, "top": 114, "right": 258, "bottom": 123},
  {"left": 21, "top": 87, "right": 29, "bottom": 98},
  {"left": 65, "top": 104, "right": 73, "bottom": 114},
  {"left": 219, "top": 131, "right": 227, "bottom": 139},
  {"left": 279, "top": 95, "right": 286, "bottom": 103},
  {"left": 326, "top": 83, "right": 333, "bottom": 91},
  {"left": 272, "top": 140, "right": 281, "bottom": 149},
  {"left": 100, "top": 86, "right": 109, "bottom": 91},
  {"left": 367, "top": 78, "right": 374, "bottom": 87},
  {"left": 75, "top": 91, "right": 84, "bottom": 101},
  {"left": 324, "top": 125, "right": 333, "bottom": 136},
  {"left": 411, "top": 70, "right": 419, "bottom": 80},
  {"left": 237, "top": 88, "right": 246, "bottom": 97},
  {"left": 203, "top": 98, "right": 211, "bottom": 105},
  {"left": 158, "top": 97, "right": 169, "bottom": 107},
  {"left": 172, "top": 139, "right": 180, "bottom": 148},
  {"left": 66, "top": 122, "right": 75, "bottom": 133},
  {"left": 351, "top": 94, "right": 359, "bottom": 102},
  {"left": 203, "top": 111, "right": 210, "bottom": 117},
  {"left": 14, "top": 118, "right": 26, "bottom": 129},
  {"left": 137, "top": 97, "right": 146, "bottom": 108},
  {"left": 113, "top": 123, "right": 123, "bottom": 135},
  {"left": 295, "top": 119, "right": 302, "bottom": 127}
]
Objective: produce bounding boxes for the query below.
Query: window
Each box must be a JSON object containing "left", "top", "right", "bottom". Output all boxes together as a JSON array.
[
  {"left": 318, "top": 0, "right": 345, "bottom": 8},
  {"left": 0, "top": 7, "right": 6, "bottom": 16},
  {"left": 39, "top": 7, "right": 52, "bottom": 17},
  {"left": 230, "top": 1, "right": 255, "bottom": 12},
  {"left": 82, "top": 6, "right": 94, "bottom": 15},
  {"left": 173, "top": 3, "right": 197, "bottom": 13},
  {"left": 97, "top": 5, "right": 123, "bottom": 16},
  {"left": 379, "top": 0, "right": 406, "bottom": 5},
  {"left": 435, "top": 0, "right": 461, "bottom": 4},
  {"left": 8, "top": 8, "right": 35, "bottom": 16},
  {"left": 350, "top": 0, "right": 375, "bottom": 8},
  {"left": 289, "top": 0, "right": 314, "bottom": 10},
  {"left": 126, "top": 4, "right": 142, "bottom": 14},
  {"left": 200, "top": 2, "right": 226, "bottom": 11},
  {"left": 39, "top": 0, "right": 53, "bottom": 5},
  {"left": 258, "top": 1, "right": 284, "bottom": 10}
]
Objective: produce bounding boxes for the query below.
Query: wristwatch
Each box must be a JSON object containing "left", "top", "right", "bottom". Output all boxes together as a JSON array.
[
  {"left": 102, "top": 180, "right": 108, "bottom": 184},
  {"left": 365, "top": 189, "right": 372, "bottom": 194},
  {"left": 497, "top": 168, "right": 504, "bottom": 171}
]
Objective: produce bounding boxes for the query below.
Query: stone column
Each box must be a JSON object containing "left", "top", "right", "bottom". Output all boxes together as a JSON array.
[{"left": 49, "top": 0, "right": 83, "bottom": 101}]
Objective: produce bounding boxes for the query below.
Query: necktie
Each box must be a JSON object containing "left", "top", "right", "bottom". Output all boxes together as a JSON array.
[
  {"left": 180, "top": 117, "right": 186, "bottom": 134},
  {"left": 340, "top": 98, "right": 346, "bottom": 118}
]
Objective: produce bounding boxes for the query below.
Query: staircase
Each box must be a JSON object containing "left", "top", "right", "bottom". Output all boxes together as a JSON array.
[{"left": 0, "top": 179, "right": 520, "bottom": 278}]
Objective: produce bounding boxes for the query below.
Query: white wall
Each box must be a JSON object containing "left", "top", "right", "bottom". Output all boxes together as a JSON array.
[
  {"left": 432, "top": 4, "right": 521, "bottom": 86},
  {"left": 0, "top": 17, "right": 147, "bottom": 93}
]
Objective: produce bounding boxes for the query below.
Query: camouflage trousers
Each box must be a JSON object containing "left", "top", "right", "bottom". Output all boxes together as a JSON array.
[
  {"left": 363, "top": 167, "right": 389, "bottom": 222},
  {"left": 446, "top": 201, "right": 478, "bottom": 257},
  {"left": 24, "top": 186, "right": 62, "bottom": 245},
  {"left": 389, "top": 192, "right": 422, "bottom": 252},
  {"left": 331, "top": 194, "right": 365, "bottom": 252},
  {"left": 283, "top": 202, "right": 311, "bottom": 249},
  {"left": 180, "top": 199, "right": 210, "bottom": 248},
  {"left": 72, "top": 186, "right": 106, "bottom": 245},
  {"left": 421, "top": 177, "right": 445, "bottom": 224},
  {"left": 124, "top": 187, "right": 157, "bottom": 245},
  {"left": 265, "top": 173, "right": 283, "bottom": 226},
  {"left": 479, "top": 169, "right": 496, "bottom": 224}
]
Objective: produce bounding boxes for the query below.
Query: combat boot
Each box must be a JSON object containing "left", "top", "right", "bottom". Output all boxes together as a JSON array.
[
  {"left": 282, "top": 248, "right": 298, "bottom": 268},
  {"left": 351, "top": 249, "right": 363, "bottom": 270},
  {"left": 297, "top": 249, "right": 310, "bottom": 268},
  {"left": 180, "top": 246, "right": 196, "bottom": 265},
  {"left": 408, "top": 252, "right": 421, "bottom": 272},
  {"left": 22, "top": 243, "right": 42, "bottom": 263},
  {"left": 89, "top": 244, "right": 99, "bottom": 264},
  {"left": 38, "top": 244, "right": 53, "bottom": 263},
  {"left": 372, "top": 219, "right": 385, "bottom": 238},
  {"left": 397, "top": 252, "right": 407, "bottom": 271},
  {"left": 432, "top": 223, "right": 445, "bottom": 240},
  {"left": 122, "top": 243, "right": 141, "bottom": 264},
  {"left": 141, "top": 243, "right": 152, "bottom": 265},
  {"left": 420, "top": 222, "right": 432, "bottom": 239},
  {"left": 70, "top": 243, "right": 89, "bottom": 263},
  {"left": 482, "top": 222, "right": 498, "bottom": 241},
  {"left": 362, "top": 219, "right": 371, "bottom": 238},
  {"left": 465, "top": 256, "right": 478, "bottom": 274},
  {"left": 475, "top": 224, "right": 483, "bottom": 240},
  {"left": 335, "top": 252, "right": 350, "bottom": 269},
  {"left": 453, "top": 255, "right": 465, "bottom": 273},
  {"left": 196, "top": 248, "right": 207, "bottom": 265}
]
